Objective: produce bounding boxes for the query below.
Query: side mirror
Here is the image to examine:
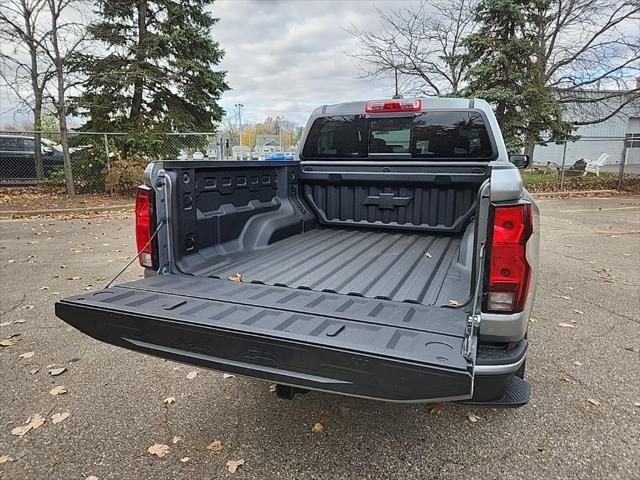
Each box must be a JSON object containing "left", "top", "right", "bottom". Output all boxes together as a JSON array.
[{"left": 509, "top": 154, "right": 530, "bottom": 169}]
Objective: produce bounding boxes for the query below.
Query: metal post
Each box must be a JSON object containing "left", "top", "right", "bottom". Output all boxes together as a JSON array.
[
  {"left": 103, "top": 133, "right": 110, "bottom": 172},
  {"left": 617, "top": 139, "right": 628, "bottom": 190},
  {"left": 235, "top": 103, "right": 244, "bottom": 147},
  {"left": 559, "top": 139, "right": 568, "bottom": 190}
]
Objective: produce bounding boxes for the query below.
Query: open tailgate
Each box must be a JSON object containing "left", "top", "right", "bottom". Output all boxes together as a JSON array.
[{"left": 55, "top": 275, "right": 476, "bottom": 402}]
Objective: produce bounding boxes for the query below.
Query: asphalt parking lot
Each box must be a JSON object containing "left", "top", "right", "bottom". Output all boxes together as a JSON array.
[{"left": 1, "top": 196, "right": 639, "bottom": 480}]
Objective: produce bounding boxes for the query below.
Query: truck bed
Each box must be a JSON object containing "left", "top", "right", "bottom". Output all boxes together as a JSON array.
[{"left": 189, "top": 228, "right": 470, "bottom": 306}]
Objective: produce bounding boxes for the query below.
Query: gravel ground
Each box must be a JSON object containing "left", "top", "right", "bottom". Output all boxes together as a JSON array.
[{"left": 1, "top": 196, "right": 639, "bottom": 480}]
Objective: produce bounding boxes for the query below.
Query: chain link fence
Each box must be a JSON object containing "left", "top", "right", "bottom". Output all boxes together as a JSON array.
[
  {"left": 0, "top": 131, "right": 225, "bottom": 194},
  {"left": 1, "top": 131, "right": 639, "bottom": 196},
  {"left": 530, "top": 135, "right": 640, "bottom": 191}
]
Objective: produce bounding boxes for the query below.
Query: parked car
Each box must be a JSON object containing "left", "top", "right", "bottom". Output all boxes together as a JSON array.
[
  {"left": 0, "top": 134, "right": 63, "bottom": 183},
  {"left": 265, "top": 151, "right": 295, "bottom": 160},
  {"left": 56, "top": 97, "right": 539, "bottom": 406}
]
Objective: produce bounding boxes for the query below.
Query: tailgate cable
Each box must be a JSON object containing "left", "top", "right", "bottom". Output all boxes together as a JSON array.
[
  {"left": 104, "top": 219, "right": 166, "bottom": 289},
  {"left": 463, "top": 241, "right": 484, "bottom": 362}
]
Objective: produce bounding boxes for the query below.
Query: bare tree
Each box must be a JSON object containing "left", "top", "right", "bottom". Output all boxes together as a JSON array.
[
  {"left": 221, "top": 114, "right": 240, "bottom": 157},
  {"left": 537, "top": 0, "right": 640, "bottom": 124},
  {"left": 350, "top": 0, "right": 639, "bottom": 125},
  {"left": 348, "top": 0, "right": 478, "bottom": 96},
  {"left": 0, "top": 0, "right": 55, "bottom": 180}
]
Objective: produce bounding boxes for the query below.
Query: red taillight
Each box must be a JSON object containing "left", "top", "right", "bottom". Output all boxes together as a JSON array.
[
  {"left": 485, "top": 203, "right": 533, "bottom": 313},
  {"left": 135, "top": 185, "right": 156, "bottom": 269},
  {"left": 365, "top": 98, "right": 422, "bottom": 113}
]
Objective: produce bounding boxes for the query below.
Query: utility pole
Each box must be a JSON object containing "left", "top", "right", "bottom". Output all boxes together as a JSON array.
[
  {"left": 276, "top": 116, "right": 283, "bottom": 151},
  {"left": 234, "top": 103, "right": 244, "bottom": 146}
]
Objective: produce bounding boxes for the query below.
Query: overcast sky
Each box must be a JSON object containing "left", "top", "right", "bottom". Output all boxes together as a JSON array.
[
  {"left": 0, "top": 0, "right": 411, "bottom": 129},
  {"left": 212, "top": 0, "right": 412, "bottom": 126}
]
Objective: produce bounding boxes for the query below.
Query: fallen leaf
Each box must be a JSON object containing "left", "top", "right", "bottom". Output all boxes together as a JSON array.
[
  {"left": 222, "top": 373, "right": 235, "bottom": 379},
  {"left": 172, "top": 435, "right": 182, "bottom": 444},
  {"left": 13, "top": 319, "right": 25, "bottom": 324},
  {"left": 186, "top": 371, "right": 198, "bottom": 380},
  {"left": 148, "top": 443, "right": 170, "bottom": 458},
  {"left": 51, "top": 412, "right": 70, "bottom": 424},
  {"left": 163, "top": 396, "right": 176, "bottom": 406},
  {"left": 311, "top": 422, "right": 325, "bottom": 433},
  {"left": 633, "top": 401, "right": 640, "bottom": 408},
  {"left": 30, "top": 368, "right": 39, "bottom": 375},
  {"left": 0, "top": 455, "right": 14, "bottom": 464},
  {"left": 558, "top": 322, "right": 575, "bottom": 328},
  {"left": 573, "top": 309, "right": 584, "bottom": 315},
  {"left": 269, "top": 384, "right": 277, "bottom": 393},
  {"left": 49, "top": 385, "right": 67, "bottom": 396},
  {"left": 560, "top": 376, "right": 571, "bottom": 382},
  {"left": 448, "top": 299, "right": 460, "bottom": 306},
  {"left": 172, "top": 365, "right": 181, "bottom": 371},
  {"left": 226, "top": 459, "right": 245, "bottom": 473},
  {"left": 587, "top": 398, "right": 601, "bottom": 406},
  {"left": 0, "top": 335, "right": 22, "bottom": 347},
  {"left": 425, "top": 251, "right": 432, "bottom": 258},
  {"left": 67, "top": 276, "right": 81, "bottom": 280},
  {"left": 19, "top": 351, "right": 35, "bottom": 359},
  {"left": 207, "top": 440, "right": 223, "bottom": 452},
  {"left": 428, "top": 403, "right": 444, "bottom": 415},
  {"left": 573, "top": 361, "right": 583, "bottom": 366},
  {"left": 86, "top": 476, "right": 98, "bottom": 480},
  {"left": 22, "top": 305, "right": 34, "bottom": 310},
  {"left": 467, "top": 413, "right": 480, "bottom": 422},
  {"left": 180, "top": 457, "right": 190, "bottom": 463},
  {"left": 38, "top": 286, "right": 49, "bottom": 291},
  {"left": 228, "top": 273, "right": 244, "bottom": 283},
  {"left": 49, "top": 367, "right": 67, "bottom": 376},
  {"left": 46, "top": 363, "right": 56, "bottom": 368},
  {"left": 11, "top": 414, "right": 45, "bottom": 436}
]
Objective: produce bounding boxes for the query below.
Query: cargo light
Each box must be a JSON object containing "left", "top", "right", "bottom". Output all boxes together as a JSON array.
[
  {"left": 365, "top": 99, "right": 422, "bottom": 113},
  {"left": 485, "top": 203, "right": 533, "bottom": 313},
  {"left": 135, "top": 185, "right": 157, "bottom": 269}
]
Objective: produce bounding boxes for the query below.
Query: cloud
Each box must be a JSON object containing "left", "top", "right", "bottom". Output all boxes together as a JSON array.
[{"left": 212, "top": 0, "right": 412, "bottom": 125}]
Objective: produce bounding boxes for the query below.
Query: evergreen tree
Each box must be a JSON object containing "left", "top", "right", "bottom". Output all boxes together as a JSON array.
[
  {"left": 463, "top": 0, "right": 570, "bottom": 150},
  {"left": 75, "top": 0, "right": 228, "bottom": 153}
]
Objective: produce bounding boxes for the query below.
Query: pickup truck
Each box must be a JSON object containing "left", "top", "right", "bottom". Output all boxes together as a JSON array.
[{"left": 55, "top": 97, "right": 539, "bottom": 406}]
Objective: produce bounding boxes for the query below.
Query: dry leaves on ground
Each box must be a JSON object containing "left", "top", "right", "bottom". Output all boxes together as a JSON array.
[
  {"left": 11, "top": 414, "right": 45, "bottom": 436},
  {"left": 467, "top": 413, "right": 480, "bottom": 422},
  {"left": 86, "top": 476, "right": 99, "bottom": 480},
  {"left": 448, "top": 299, "right": 460, "bottom": 306},
  {"left": 228, "top": 273, "right": 244, "bottom": 283},
  {"left": 558, "top": 322, "right": 576, "bottom": 328},
  {"left": 49, "top": 385, "right": 67, "bottom": 396},
  {"left": 587, "top": 398, "right": 601, "bottom": 406},
  {"left": 172, "top": 436, "right": 182, "bottom": 444},
  {"left": 19, "top": 351, "right": 35, "bottom": 359},
  {"left": 222, "top": 373, "right": 235, "bottom": 379},
  {"left": 311, "top": 422, "right": 325, "bottom": 433},
  {"left": 226, "top": 459, "right": 245, "bottom": 474},
  {"left": 633, "top": 401, "right": 640, "bottom": 408},
  {"left": 428, "top": 403, "right": 444, "bottom": 415},
  {"left": 180, "top": 457, "right": 190, "bottom": 463},
  {"left": 148, "top": 444, "right": 170, "bottom": 458},
  {"left": 163, "top": 396, "right": 176, "bottom": 406},
  {"left": 0, "top": 455, "right": 14, "bottom": 464},
  {"left": 49, "top": 367, "right": 67, "bottom": 376},
  {"left": 51, "top": 412, "right": 70, "bottom": 424},
  {"left": 0, "top": 334, "right": 22, "bottom": 347},
  {"left": 573, "top": 309, "right": 584, "bottom": 315},
  {"left": 207, "top": 440, "right": 224, "bottom": 452},
  {"left": 186, "top": 371, "right": 198, "bottom": 380}
]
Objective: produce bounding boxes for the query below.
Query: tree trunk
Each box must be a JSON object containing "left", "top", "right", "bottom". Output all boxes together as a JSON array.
[
  {"left": 33, "top": 97, "right": 44, "bottom": 181},
  {"left": 129, "top": 0, "right": 147, "bottom": 130},
  {"left": 49, "top": 0, "right": 75, "bottom": 198},
  {"left": 524, "top": 142, "right": 536, "bottom": 171}
]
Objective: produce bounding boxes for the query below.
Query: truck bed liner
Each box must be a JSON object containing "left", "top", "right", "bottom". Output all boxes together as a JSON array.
[{"left": 190, "top": 228, "right": 468, "bottom": 306}]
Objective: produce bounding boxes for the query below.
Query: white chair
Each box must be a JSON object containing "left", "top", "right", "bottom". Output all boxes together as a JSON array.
[{"left": 584, "top": 153, "right": 610, "bottom": 176}]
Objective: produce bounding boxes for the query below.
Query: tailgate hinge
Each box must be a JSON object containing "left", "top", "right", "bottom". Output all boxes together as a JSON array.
[{"left": 463, "top": 314, "right": 480, "bottom": 363}]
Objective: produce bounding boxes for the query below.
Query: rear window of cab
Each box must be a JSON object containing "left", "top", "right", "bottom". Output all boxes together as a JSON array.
[{"left": 301, "top": 111, "right": 494, "bottom": 160}]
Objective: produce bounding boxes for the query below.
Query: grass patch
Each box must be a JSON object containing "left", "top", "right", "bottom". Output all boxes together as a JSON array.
[{"left": 521, "top": 170, "right": 640, "bottom": 193}]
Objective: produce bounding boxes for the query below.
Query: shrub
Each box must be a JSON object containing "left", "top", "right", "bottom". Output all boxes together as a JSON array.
[{"left": 105, "top": 155, "right": 147, "bottom": 194}]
